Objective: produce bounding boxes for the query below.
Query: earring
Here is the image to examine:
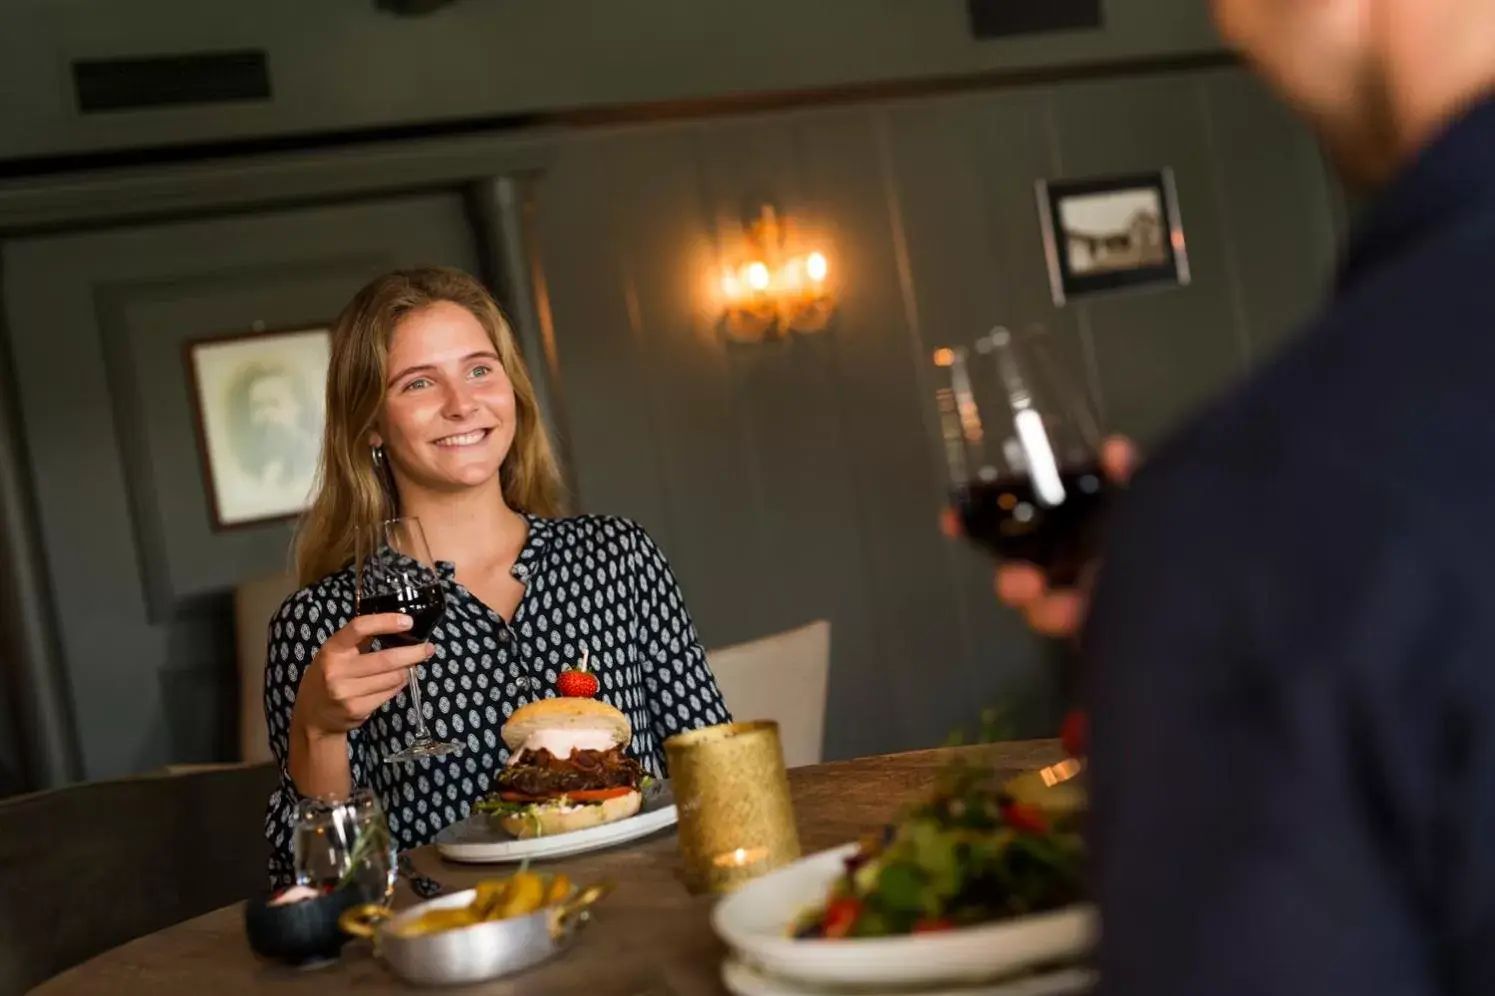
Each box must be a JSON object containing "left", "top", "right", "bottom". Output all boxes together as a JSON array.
[{"left": 371, "top": 444, "right": 384, "bottom": 466}]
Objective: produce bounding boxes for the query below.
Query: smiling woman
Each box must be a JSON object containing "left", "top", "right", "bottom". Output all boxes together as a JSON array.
[{"left": 260, "top": 267, "right": 732, "bottom": 886}]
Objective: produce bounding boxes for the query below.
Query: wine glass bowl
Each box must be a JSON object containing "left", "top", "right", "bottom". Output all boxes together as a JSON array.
[
  {"left": 933, "top": 326, "right": 1112, "bottom": 587},
  {"left": 355, "top": 516, "right": 465, "bottom": 763}
]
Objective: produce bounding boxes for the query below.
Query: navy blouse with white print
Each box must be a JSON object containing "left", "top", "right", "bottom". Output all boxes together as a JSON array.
[{"left": 262, "top": 514, "right": 732, "bottom": 886}]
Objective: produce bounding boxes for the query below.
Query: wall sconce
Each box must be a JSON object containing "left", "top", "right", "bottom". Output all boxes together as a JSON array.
[{"left": 719, "top": 205, "right": 834, "bottom": 343}]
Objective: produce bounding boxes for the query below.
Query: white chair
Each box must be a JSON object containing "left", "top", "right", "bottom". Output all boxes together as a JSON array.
[
  {"left": 706, "top": 620, "right": 831, "bottom": 768},
  {"left": 234, "top": 572, "right": 298, "bottom": 765}
]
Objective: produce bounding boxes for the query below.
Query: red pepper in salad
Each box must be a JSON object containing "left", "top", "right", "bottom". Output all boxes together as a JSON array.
[
  {"left": 1001, "top": 801, "right": 1049, "bottom": 835},
  {"left": 912, "top": 917, "right": 954, "bottom": 933},
  {"left": 821, "top": 897, "right": 862, "bottom": 939}
]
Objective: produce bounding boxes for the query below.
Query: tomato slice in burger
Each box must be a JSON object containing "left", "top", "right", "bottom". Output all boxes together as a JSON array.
[
  {"left": 497, "top": 786, "right": 634, "bottom": 804},
  {"left": 564, "top": 787, "right": 635, "bottom": 802}
]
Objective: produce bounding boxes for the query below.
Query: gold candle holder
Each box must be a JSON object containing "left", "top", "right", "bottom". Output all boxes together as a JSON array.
[{"left": 666, "top": 720, "right": 801, "bottom": 894}]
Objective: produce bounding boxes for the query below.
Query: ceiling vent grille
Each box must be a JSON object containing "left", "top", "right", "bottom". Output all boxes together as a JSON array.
[
  {"left": 967, "top": 0, "right": 1104, "bottom": 38},
  {"left": 72, "top": 50, "right": 271, "bottom": 114}
]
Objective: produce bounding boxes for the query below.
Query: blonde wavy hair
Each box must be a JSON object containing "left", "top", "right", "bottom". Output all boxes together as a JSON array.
[{"left": 294, "top": 267, "right": 565, "bottom": 586}]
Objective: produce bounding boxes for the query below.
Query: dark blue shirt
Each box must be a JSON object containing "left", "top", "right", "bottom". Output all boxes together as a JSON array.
[{"left": 1087, "top": 95, "right": 1495, "bottom": 996}]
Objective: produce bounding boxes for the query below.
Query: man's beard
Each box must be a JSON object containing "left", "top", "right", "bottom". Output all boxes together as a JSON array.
[{"left": 1316, "top": 67, "right": 1404, "bottom": 194}]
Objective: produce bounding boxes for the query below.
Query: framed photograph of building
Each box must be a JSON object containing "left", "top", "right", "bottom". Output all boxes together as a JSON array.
[
  {"left": 1036, "top": 170, "right": 1191, "bottom": 306},
  {"left": 184, "top": 325, "right": 330, "bottom": 530}
]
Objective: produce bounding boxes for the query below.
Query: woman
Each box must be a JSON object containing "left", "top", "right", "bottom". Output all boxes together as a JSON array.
[{"left": 263, "top": 267, "right": 730, "bottom": 884}]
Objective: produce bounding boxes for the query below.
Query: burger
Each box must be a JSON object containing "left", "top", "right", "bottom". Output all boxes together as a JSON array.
[{"left": 477, "top": 698, "right": 646, "bottom": 838}]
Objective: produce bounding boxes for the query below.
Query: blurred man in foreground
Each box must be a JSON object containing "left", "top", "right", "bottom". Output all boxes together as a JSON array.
[{"left": 999, "top": 2, "right": 1495, "bottom": 993}]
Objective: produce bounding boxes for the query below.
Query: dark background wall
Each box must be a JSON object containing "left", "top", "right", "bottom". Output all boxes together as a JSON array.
[
  {"left": 0, "top": 0, "right": 1221, "bottom": 161},
  {"left": 531, "top": 65, "right": 1339, "bottom": 761},
  {"left": 0, "top": 4, "right": 1343, "bottom": 785},
  {"left": 2, "top": 196, "right": 481, "bottom": 778}
]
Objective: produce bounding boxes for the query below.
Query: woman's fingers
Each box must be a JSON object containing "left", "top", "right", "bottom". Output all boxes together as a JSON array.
[
  {"left": 343, "top": 642, "right": 434, "bottom": 678},
  {"left": 345, "top": 681, "right": 412, "bottom": 722},
  {"left": 323, "top": 612, "right": 414, "bottom": 653},
  {"left": 338, "top": 669, "right": 412, "bottom": 701}
]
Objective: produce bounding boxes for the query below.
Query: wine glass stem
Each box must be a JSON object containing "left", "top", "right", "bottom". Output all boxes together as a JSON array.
[{"left": 405, "top": 665, "right": 430, "bottom": 740}]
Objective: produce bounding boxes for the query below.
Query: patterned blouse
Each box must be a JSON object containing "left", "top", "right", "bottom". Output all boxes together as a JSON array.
[{"left": 262, "top": 514, "right": 732, "bottom": 886}]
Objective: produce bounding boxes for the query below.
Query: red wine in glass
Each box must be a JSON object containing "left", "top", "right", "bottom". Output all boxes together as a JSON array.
[
  {"left": 933, "top": 327, "right": 1112, "bottom": 586},
  {"left": 357, "top": 586, "right": 445, "bottom": 648},
  {"left": 354, "top": 516, "right": 463, "bottom": 763}
]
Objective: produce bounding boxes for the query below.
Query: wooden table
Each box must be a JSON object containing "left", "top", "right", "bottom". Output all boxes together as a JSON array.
[{"left": 34, "top": 742, "right": 1063, "bottom": 996}]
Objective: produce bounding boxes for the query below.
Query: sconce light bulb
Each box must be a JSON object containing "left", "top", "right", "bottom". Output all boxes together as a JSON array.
[
  {"left": 746, "top": 261, "right": 771, "bottom": 292},
  {"left": 780, "top": 258, "right": 804, "bottom": 292},
  {"left": 806, "top": 252, "right": 828, "bottom": 283},
  {"left": 721, "top": 271, "right": 742, "bottom": 300},
  {"left": 932, "top": 347, "right": 955, "bottom": 368}
]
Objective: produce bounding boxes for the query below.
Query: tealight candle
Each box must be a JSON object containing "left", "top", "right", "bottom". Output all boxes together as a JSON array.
[
  {"left": 712, "top": 846, "right": 770, "bottom": 869},
  {"left": 666, "top": 721, "right": 801, "bottom": 894}
]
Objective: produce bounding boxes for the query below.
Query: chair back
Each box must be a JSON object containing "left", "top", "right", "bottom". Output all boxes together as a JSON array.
[
  {"left": 706, "top": 620, "right": 831, "bottom": 768},
  {"left": 0, "top": 762, "right": 278, "bottom": 993},
  {"left": 235, "top": 573, "right": 297, "bottom": 764}
]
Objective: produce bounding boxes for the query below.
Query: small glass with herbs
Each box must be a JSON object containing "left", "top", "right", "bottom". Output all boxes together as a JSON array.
[{"left": 292, "top": 787, "right": 397, "bottom": 905}]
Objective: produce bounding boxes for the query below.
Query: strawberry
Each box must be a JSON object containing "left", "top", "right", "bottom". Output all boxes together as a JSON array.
[
  {"left": 1060, "top": 707, "right": 1088, "bottom": 758},
  {"left": 556, "top": 646, "right": 600, "bottom": 698},
  {"left": 556, "top": 669, "right": 598, "bottom": 698}
]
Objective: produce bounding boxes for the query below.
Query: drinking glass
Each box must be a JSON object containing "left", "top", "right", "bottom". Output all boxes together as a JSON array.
[
  {"left": 292, "top": 788, "right": 397, "bottom": 904},
  {"left": 932, "top": 325, "right": 1111, "bottom": 586},
  {"left": 354, "top": 516, "right": 464, "bottom": 763}
]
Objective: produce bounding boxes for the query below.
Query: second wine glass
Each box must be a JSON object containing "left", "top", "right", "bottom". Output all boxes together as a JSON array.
[
  {"left": 932, "top": 325, "right": 1112, "bottom": 586},
  {"left": 354, "top": 516, "right": 464, "bottom": 763}
]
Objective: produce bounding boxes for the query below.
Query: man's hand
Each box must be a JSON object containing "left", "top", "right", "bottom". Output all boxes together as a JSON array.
[{"left": 998, "top": 436, "right": 1136, "bottom": 636}]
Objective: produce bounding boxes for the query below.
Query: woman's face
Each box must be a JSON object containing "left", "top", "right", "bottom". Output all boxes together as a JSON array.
[{"left": 372, "top": 300, "right": 518, "bottom": 496}]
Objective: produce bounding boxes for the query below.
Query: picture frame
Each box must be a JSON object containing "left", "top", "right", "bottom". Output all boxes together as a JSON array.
[
  {"left": 1036, "top": 169, "right": 1191, "bottom": 306},
  {"left": 184, "top": 325, "right": 331, "bottom": 531}
]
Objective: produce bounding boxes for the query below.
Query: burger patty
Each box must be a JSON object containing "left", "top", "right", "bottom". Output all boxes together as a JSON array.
[{"left": 497, "top": 747, "right": 644, "bottom": 798}]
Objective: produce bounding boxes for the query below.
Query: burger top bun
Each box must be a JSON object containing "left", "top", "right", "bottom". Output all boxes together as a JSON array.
[{"left": 501, "top": 697, "right": 632, "bottom": 753}]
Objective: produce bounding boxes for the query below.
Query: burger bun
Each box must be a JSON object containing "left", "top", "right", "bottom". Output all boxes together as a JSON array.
[
  {"left": 501, "top": 697, "right": 631, "bottom": 753},
  {"left": 497, "top": 789, "right": 643, "bottom": 839}
]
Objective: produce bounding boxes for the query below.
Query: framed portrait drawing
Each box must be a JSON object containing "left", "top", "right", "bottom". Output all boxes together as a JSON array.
[
  {"left": 1036, "top": 170, "right": 1191, "bottom": 306},
  {"left": 185, "top": 326, "right": 330, "bottom": 530}
]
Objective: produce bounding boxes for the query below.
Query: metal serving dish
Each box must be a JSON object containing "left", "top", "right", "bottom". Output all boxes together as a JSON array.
[{"left": 339, "top": 882, "right": 610, "bottom": 987}]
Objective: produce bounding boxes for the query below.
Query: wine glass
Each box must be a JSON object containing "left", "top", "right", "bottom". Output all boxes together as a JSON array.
[
  {"left": 931, "top": 325, "right": 1111, "bottom": 586},
  {"left": 354, "top": 516, "right": 464, "bottom": 763}
]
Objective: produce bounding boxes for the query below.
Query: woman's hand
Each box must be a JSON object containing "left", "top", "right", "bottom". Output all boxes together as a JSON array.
[
  {"left": 995, "top": 436, "right": 1138, "bottom": 637},
  {"left": 291, "top": 613, "right": 433, "bottom": 740}
]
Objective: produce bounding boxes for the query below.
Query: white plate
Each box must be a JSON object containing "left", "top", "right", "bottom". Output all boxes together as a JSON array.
[
  {"left": 434, "top": 782, "right": 678, "bottom": 863},
  {"left": 712, "top": 844, "right": 1096, "bottom": 990},
  {"left": 722, "top": 955, "right": 1096, "bottom": 996}
]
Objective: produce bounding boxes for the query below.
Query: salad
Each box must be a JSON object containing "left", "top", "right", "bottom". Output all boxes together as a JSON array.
[{"left": 790, "top": 760, "right": 1085, "bottom": 939}]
